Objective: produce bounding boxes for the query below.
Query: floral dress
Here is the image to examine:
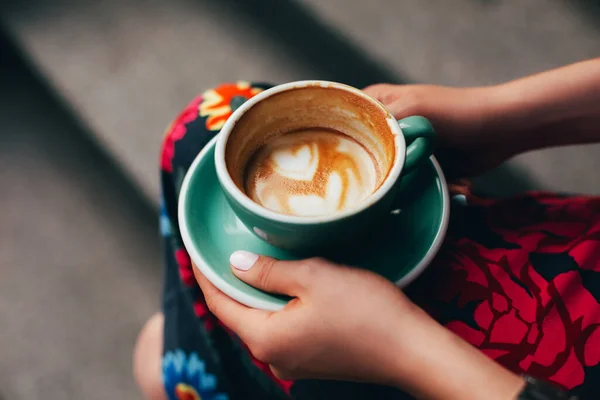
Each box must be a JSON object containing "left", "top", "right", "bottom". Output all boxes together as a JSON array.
[{"left": 159, "top": 82, "right": 600, "bottom": 400}]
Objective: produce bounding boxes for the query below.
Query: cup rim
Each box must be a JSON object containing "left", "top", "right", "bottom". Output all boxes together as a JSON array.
[{"left": 214, "top": 80, "right": 407, "bottom": 225}]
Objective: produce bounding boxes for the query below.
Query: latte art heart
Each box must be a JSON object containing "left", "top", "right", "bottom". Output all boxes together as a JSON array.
[
  {"left": 270, "top": 142, "right": 319, "bottom": 181},
  {"left": 244, "top": 129, "right": 379, "bottom": 217}
]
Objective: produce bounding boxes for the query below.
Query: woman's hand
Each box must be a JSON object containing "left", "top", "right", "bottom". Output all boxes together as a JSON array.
[
  {"left": 195, "top": 252, "right": 524, "bottom": 400},
  {"left": 362, "top": 84, "right": 518, "bottom": 179},
  {"left": 364, "top": 59, "right": 600, "bottom": 179},
  {"left": 195, "top": 252, "right": 418, "bottom": 385}
]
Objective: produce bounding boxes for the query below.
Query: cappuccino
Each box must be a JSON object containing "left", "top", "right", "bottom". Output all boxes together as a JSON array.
[{"left": 244, "top": 129, "right": 379, "bottom": 217}]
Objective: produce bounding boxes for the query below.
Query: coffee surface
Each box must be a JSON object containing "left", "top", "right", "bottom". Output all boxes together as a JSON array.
[{"left": 244, "top": 129, "right": 378, "bottom": 217}]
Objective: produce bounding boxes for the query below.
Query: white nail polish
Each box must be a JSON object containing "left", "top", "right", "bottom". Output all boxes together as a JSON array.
[{"left": 230, "top": 250, "right": 259, "bottom": 271}]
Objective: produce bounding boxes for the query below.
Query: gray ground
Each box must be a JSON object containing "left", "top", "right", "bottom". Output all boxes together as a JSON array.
[
  {"left": 0, "top": 44, "right": 160, "bottom": 399},
  {"left": 0, "top": 0, "right": 599, "bottom": 399}
]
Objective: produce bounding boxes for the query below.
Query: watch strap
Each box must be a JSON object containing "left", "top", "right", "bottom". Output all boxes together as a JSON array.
[{"left": 517, "top": 375, "right": 577, "bottom": 400}]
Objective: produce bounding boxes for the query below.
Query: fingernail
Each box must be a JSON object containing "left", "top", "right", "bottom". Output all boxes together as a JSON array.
[{"left": 230, "top": 250, "right": 259, "bottom": 271}]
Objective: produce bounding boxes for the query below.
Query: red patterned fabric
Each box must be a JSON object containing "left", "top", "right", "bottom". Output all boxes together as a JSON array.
[
  {"left": 161, "top": 95, "right": 204, "bottom": 173},
  {"left": 410, "top": 192, "right": 600, "bottom": 393}
]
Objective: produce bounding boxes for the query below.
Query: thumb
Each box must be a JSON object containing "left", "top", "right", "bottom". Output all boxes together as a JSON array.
[{"left": 229, "top": 251, "right": 308, "bottom": 296}]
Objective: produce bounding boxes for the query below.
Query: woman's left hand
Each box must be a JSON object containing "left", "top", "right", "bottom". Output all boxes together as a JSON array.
[
  {"left": 194, "top": 252, "right": 525, "bottom": 400},
  {"left": 193, "top": 252, "right": 423, "bottom": 386}
]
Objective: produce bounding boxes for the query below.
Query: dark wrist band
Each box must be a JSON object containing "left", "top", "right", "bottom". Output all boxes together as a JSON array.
[{"left": 517, "top": 375, "right": 577, "bottom": 400}]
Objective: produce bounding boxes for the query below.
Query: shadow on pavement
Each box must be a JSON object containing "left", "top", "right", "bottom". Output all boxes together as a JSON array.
[
  {"left": 473, "top": 163, "right": 543, "bottom": 198},
  {"left": 569, "top": 0, "right": 600, "bottom": 32},
  {"left": 0, "top": 27, "right": 157, "bottom": 222},
  {"left": 218, "top": 0, "right": 403, "bottom": 88}
]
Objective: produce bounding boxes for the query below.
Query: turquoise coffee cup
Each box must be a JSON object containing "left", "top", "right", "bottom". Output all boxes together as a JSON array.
[{"left": 210, "top": 81, "right": 435, "bottom": 252}]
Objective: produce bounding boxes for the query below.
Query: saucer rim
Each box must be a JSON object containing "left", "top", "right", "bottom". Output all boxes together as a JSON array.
[
  {"left": 179, "top": 136, "right": 450, "bottom": 311},
  {"left": 395, "top": 155, "right": 449, "bottom": 289},
  {"left": 180, "top": 136, "right": 287, "bottom": 311}
]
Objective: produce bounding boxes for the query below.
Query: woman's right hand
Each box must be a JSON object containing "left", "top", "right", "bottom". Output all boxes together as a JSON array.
[
  {"left": 362, "top": 84, "right": 519, "bottom": 179},
  {"left": 364, "top": 59, "right": 600, "bottom": 180}
]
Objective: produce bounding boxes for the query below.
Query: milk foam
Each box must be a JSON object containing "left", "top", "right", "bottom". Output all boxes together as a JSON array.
[
  {"left": 244, "top": 129, "right": 378, "bottom": 217},
  {"left": 270, "top": 142, "right": 319, "bottom": 181}
]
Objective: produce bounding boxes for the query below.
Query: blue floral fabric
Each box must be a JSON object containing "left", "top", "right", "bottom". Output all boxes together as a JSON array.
[{"left": 162, "top": 350, "right": 228, "bottom": 400}]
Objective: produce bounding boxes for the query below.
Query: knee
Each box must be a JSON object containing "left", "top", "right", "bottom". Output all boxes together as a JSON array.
[
  {"left": 160, "top": 82, "right": 271, "bottom": 174},
  {"left": 160, "top": 94, "right": 205, "bottom": 175},
  {"left": 133, "top": 313, "right": 167, "bottom": 400}
]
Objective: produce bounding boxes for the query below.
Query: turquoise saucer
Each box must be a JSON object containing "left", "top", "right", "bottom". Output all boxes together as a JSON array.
[{"left": 179, "top": 136, "right": 450, "bottom": 311}]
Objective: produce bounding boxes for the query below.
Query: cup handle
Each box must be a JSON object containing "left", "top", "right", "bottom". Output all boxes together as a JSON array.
[
  {"left": 390, "top": 116, "right": 436, "bottom": 210},
  {"left": 399, "top": 116, "right": 436, "bottom": 173}
]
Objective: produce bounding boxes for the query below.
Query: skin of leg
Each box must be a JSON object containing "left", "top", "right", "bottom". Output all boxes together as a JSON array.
[{"left": 133, "top": 313, "right": 167, "bottom": 400}]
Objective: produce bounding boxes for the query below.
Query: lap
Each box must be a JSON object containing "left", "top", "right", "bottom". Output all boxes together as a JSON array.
[{"left": 159, "top": 82, "right": 600, "bottom": 399}]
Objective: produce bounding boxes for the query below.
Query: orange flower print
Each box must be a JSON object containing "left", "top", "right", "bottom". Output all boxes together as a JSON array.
[
  {"left": 199, "top": 81, "right": 264, "bottom": 131},
  {"left": 175, "top": 383, "right": 201, "bottom": 400}
]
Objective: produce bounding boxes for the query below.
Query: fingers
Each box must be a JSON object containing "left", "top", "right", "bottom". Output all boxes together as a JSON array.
[
  {"left": 193, "top": 263, "right": 269, "bottom": 339},
  {"left": 229, "top": 251, "right": 314, "bottom": 296},
  {"left": 362, "top": 83, "right": 395, "bottom": 102},
  {"left": 362, "top": 84, "right": 423, "bottom": 119}
]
